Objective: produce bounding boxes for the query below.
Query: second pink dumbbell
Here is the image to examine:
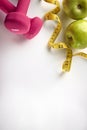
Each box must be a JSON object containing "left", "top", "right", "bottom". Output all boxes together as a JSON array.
[
  {"left": 0, "top": 0, "right": 15, "bottom": 13},
  {"left": 4, "top": 0, "right": 43, "bottom": 39}
]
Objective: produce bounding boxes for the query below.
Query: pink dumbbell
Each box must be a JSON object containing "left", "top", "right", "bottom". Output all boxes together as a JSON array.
[
  {"left": 24, "top": 17, "right": 43, "bottom": 39},
  {"left": 4, "top": 0, "right": 43, "bottom": 38},
  {"left": 4, "top": 0, "right": 31, "bottom": 34},
  {"left": 0, "top": 0, "right": 15, "bottom": 13}
]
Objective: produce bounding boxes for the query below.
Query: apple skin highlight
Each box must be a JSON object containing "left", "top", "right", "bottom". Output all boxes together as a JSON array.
[
  {"left": 65, "top": 20, "right": 87, "bottom": 49},
  {"left": 63, "top": 0, "right": 87, "bottom": 20}
]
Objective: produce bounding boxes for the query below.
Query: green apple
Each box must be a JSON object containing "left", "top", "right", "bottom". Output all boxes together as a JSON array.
[
  {"left": 63, "top": 0, "right": 87, "bottom": 20},
  {"left": 65, "top": 20, "right": 87, "bottom": 49}
]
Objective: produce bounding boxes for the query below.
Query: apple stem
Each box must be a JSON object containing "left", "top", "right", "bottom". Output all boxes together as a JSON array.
[{"left": 77, "top": 4, "right": 82, "bottom": 9}]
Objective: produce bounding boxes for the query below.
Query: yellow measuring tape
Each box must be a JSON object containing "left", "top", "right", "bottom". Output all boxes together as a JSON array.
[
  {"left": 43, "top": 0, "right": 62, "bottom": 48},
  {"left": 43, "top": 0, "right": 87, "bottom": 72},
  {"left": 73, "top": 52, "right": 87, "bottom": 58}
]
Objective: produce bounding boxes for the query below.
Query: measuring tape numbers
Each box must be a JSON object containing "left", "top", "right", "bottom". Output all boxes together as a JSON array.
[{"left": 44, "top": 0, "right": 73, "bottom": 72}]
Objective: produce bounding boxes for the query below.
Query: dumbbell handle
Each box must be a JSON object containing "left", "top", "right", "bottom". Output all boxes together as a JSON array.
[
  {"left": 0, "top": 0, "right": 15, "bottom": 13},
  {"left": 16, "top": 0, "right": 30, "bottom": 14}
]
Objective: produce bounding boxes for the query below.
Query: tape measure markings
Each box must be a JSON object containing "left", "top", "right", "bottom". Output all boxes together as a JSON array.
[{"left": 43, "top": 0, "right": 87, "bottom": 72}]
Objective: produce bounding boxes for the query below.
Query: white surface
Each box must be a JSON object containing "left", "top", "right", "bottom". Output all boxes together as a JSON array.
[{"left": 0, "top": 0, "right": 87, "bottom": 130}]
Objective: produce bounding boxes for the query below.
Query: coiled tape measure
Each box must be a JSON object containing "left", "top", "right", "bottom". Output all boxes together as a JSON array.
[{"left": 43, "top": 0, "right": 87, "bottom": 72}]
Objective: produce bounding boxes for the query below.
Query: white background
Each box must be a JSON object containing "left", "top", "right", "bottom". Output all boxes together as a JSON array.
[{"left": 0, "top": 0, "right": 87, "bottom": 130}]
